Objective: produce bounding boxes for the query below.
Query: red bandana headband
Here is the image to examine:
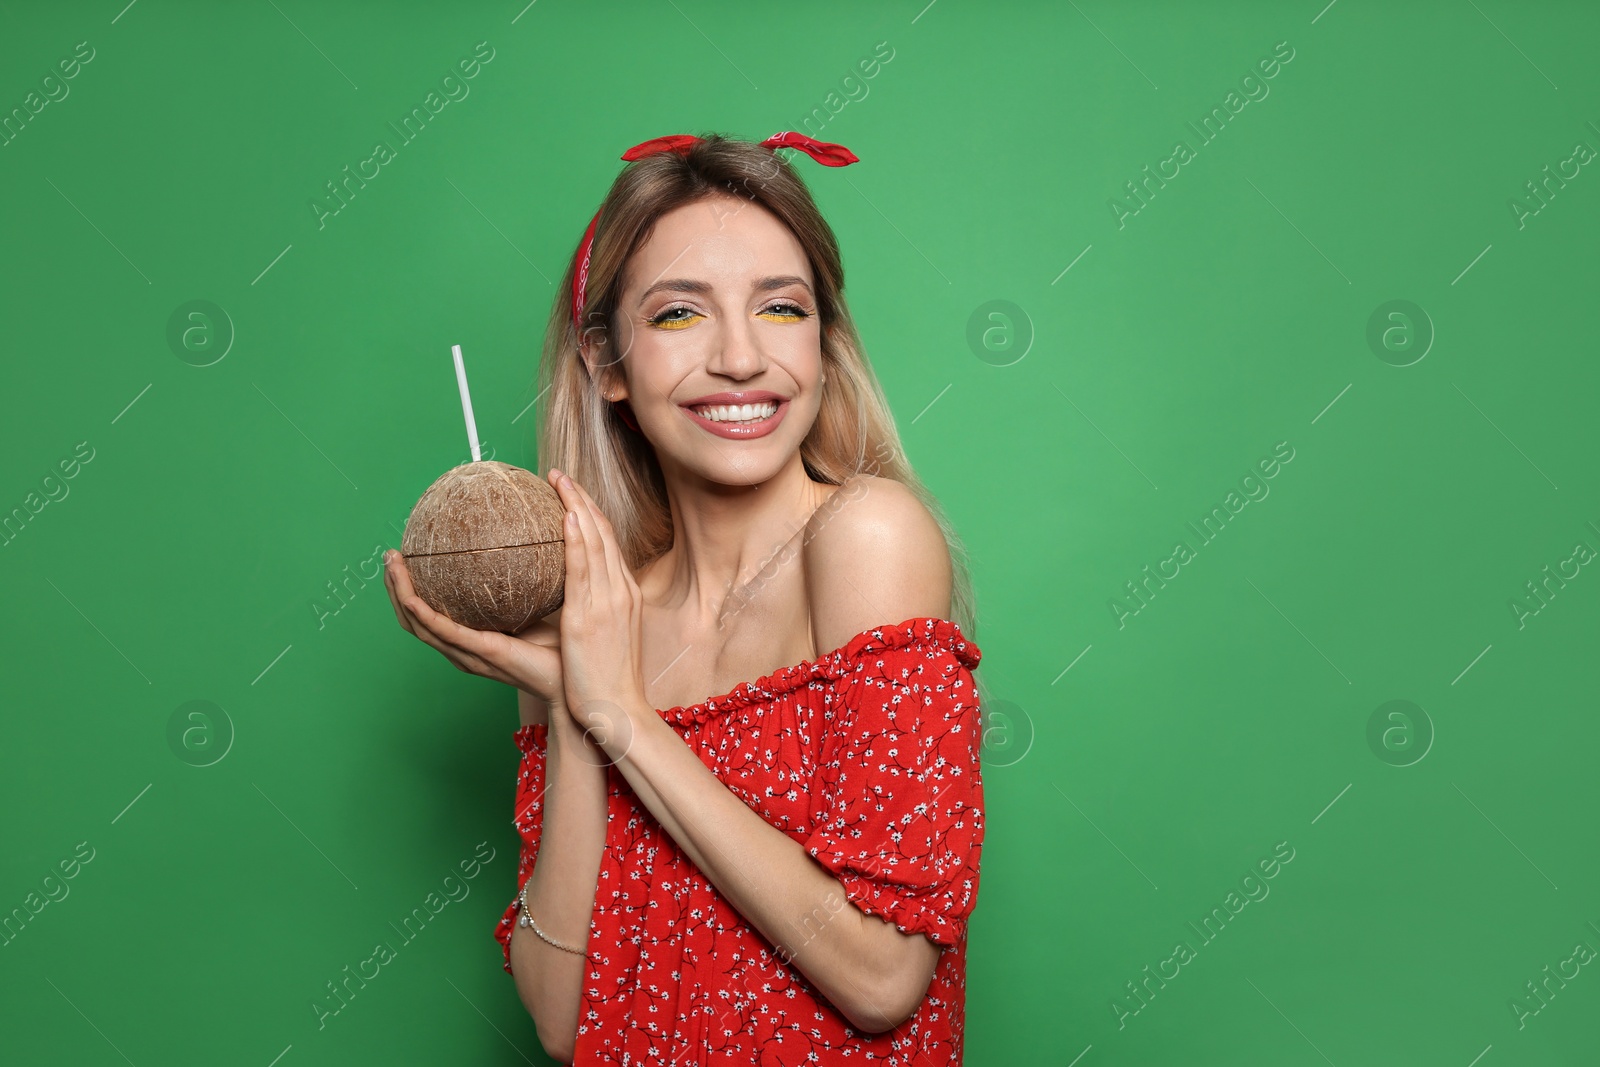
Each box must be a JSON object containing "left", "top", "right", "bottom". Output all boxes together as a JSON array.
[{"left": 569, "top": 131, "right": 859, "bottom": 331}]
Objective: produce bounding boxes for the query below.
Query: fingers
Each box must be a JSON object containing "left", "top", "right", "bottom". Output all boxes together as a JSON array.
[
  {"left": 382, "top": 550, "right": 417, "bottom": 635},
  {"left": 404, "top": 593, "right": 517, "bottom": 686},
  {"left": 568, "top": 480, "right": 612, "bottom": 603},
  {"left": 406, "top": 589, "right": 478, "bottom": 655},
  {"left": 551, "top": 470, "right": 587, "bottom": 600},
  {"left": 565, "top": 476, "right": 630, "bottom": 590},
  {"left": 400, "top": 593, "right": 457, "bottom": 656},
  {"left": 550, "top": 468, "right": 622, "bottom": 606},
  {"left": 384, "top": 549, "right": 518, "bottom": 685},
  {"left": 550, "top": 468, "right": 607, "bottom": 608}
]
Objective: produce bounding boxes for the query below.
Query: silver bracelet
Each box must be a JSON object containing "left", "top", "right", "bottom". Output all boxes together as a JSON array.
[{"left": 517, "top": 880, "right": 587, "bottom": 956}]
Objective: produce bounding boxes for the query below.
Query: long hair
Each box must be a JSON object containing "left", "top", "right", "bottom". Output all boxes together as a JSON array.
[{"left": 531, "top": 132, "right": 980, "bottom": 655}]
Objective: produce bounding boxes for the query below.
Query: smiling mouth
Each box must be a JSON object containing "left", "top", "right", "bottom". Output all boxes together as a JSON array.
[{"left": 685, "top": 401, "right": 781, "bottom": 423}]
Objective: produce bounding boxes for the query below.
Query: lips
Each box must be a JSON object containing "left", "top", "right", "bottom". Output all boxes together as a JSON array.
[
  {"left": 679, "top": 394, "right": 790, "bottom": 440},
  {"left": 680, "top": 390, "right": 788, "bottom": 407}
]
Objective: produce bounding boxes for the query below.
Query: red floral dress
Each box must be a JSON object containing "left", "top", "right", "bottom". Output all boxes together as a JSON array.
[{"left": 494, "top": 616, "right": 985, "bottom": 1065}]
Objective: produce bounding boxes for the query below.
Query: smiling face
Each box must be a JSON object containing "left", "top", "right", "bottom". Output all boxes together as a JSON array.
[{"left": 587, "top": 193, "right": 825, "bottom": 487}]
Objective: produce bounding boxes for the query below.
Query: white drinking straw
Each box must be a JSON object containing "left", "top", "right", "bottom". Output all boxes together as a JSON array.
[{"left": 452, "top": 343, "right": 481, "bottom": 462}]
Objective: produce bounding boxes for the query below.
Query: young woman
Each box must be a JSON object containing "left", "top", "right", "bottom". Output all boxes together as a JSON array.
[{"left": 383, "top": 131, "right": 986, "bottom": 1065}]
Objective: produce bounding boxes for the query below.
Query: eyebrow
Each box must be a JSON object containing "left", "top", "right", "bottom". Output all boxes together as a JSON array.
[{"left": 636, "top": 275, "right": 813, "bottom": 307}]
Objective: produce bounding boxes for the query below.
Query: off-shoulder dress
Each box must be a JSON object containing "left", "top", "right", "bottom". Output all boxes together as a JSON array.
[{"left": 494, "top": 616, "right": 985, "bottom": 1065}]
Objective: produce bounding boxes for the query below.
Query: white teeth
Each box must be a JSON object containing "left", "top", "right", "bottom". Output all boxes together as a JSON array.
[{"left": 690, "top": 401, "right": 778, "bottom": 423}]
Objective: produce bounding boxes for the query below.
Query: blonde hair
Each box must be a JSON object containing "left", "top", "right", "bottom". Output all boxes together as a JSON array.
[{"left": 531, "top": 132, "right": 981, "bottom": 654}]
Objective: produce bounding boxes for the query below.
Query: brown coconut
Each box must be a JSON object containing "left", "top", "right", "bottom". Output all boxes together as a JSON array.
[{"left": 400, "top": 461, "right": 566, "bottom": 633}]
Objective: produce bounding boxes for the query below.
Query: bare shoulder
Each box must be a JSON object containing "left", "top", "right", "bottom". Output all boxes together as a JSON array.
[{"left": 802, "top": 473, "right": 954, "bottom": 655}]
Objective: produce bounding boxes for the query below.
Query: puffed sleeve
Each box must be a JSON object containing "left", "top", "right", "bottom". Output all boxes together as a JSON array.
[
  {"left": 495, "top": 722, "right": 549, "bottom": 973},
  {"left": 800, "top": 619, "right": 985, "bottom": 948}
]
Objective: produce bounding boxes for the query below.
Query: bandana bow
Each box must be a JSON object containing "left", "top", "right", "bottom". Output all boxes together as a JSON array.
[{"left": 570, "top": 132, "right": 859, "bottom": 330}]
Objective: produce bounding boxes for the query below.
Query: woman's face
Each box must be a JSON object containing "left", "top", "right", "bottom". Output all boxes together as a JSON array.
[{"left": 597, "top": 193, "right": 824, "bottom": 487}]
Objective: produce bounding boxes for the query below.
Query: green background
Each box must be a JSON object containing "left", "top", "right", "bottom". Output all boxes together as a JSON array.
[{"left": 3, "top": 0, "right": 1597, "bottom": 1063}]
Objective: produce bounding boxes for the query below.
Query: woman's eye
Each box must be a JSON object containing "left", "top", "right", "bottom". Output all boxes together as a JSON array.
[
  {"left": 650, "top": 306, "right": 703, "bottom": 330},
  {"left": 760, "top": 303, "right": 810, "bottom": 322}
]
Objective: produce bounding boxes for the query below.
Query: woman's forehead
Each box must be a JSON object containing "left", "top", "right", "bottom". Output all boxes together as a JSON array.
[{"left": 625, "top": 197, "right": 810, "bottom": 290}]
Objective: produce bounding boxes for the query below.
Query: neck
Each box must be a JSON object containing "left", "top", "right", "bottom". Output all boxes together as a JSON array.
[{"left": 640, "top": 451, "right": 835, "bottom": 627}]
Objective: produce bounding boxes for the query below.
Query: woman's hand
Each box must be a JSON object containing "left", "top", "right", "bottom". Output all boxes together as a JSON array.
[
  {"left": 381, "top": 547, "right": 565, "bottom": 708},
  {"left": 546, "top": 467, "right": 650, "bottom": 759}
]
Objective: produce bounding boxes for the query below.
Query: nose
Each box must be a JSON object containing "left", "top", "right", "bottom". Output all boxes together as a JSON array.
[{"left": 706, "top": 312, "right": 766, "bottom": 381}]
